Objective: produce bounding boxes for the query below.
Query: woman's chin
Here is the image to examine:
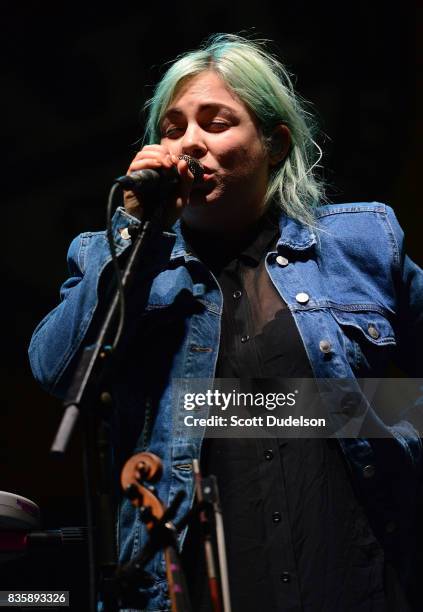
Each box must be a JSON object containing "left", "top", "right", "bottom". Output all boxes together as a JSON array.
[{"left": 182, "top": 193, "right": 234, "bottom": 232}]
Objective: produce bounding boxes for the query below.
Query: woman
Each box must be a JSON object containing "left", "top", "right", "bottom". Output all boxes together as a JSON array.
[{"left": 29, "top": 34, "right": 422, "bottom": 611}]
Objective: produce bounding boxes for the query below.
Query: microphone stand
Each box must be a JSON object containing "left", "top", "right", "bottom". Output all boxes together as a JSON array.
[{"left": 50, "top": 181, "right": 165, "bottom": 612}]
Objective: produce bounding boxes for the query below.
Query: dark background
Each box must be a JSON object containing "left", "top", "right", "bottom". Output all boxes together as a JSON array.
[{"left": 2, "top": 1, "right": 421, "bottom": 609}]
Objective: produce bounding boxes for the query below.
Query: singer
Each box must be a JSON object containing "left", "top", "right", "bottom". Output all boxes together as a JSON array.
[{"left": 29, "top": 34, "right": 422, "bottom": 611}]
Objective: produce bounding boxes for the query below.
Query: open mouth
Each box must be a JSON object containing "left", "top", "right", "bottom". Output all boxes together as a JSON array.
[
  {"left": 177, "top": 155, "right": 215, "bottom": 183},
  {"left": 190, "top": 169, "right": 216, "bottom": 191}
]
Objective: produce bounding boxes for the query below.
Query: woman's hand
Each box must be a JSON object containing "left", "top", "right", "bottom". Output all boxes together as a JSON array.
[{"left": 123, "top": 144, "right": 195, "bottom": 227}]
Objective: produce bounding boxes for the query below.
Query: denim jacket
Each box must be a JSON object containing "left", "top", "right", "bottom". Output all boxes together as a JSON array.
[{"left": 29, "top": 202, "right": 423, "bottom": 611}]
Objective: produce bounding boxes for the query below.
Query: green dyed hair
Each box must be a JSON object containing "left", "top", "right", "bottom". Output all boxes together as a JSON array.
[{"left": 143, "top": 33, "right": 325, "bottom": 226}]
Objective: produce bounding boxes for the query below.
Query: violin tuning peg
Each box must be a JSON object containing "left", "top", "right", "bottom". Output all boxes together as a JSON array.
[
  {"left": 140, "top": 505, "right": 153, "bottom": 523},
  {"left": 125, "top": 483, "right": 139, "bottom": 500}
]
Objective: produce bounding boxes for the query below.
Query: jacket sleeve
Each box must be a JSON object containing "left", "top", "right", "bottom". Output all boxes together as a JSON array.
[
  {"left": 389, "top": 212, "right": 423, "bottom": 378},
  {"left": 28, "top": 207, "right": 140, "bottom": 398},
  {"left": 385, "top": 206, "right": 423, "bottom": 465}
]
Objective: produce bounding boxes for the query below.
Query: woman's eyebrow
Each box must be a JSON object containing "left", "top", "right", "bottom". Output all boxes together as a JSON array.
[{"left": 163, "top": 102, "right": 238, "bottom": 118}]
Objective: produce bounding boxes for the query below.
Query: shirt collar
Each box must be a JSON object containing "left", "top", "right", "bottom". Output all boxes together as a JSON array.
[{"left": 238, "top": 207, "right": 280, "bottom": 265}]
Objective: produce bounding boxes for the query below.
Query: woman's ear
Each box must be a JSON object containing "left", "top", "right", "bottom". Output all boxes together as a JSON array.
[{"left": 268, "top": 124, "right": 291, "bottom": 166}]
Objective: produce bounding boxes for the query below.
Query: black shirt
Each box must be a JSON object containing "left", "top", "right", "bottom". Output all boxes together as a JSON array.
[{"left": 181, "top": 210, "right": 404, "bottom": 612}]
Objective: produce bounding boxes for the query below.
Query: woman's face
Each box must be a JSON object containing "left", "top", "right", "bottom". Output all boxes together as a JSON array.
[{"left": 160, "top": 71, "right": 273, "bottom": 232}]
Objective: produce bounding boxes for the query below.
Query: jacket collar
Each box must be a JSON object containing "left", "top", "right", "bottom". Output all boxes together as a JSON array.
[
  {"left": 277, "top": 213, "right": 317, "bottom": 251},
  {"left": 166, "top": 220, "right": 191, "bottom": 261},
  {"left": 167, "top": 209, "right": 317, "bottom": 260}
]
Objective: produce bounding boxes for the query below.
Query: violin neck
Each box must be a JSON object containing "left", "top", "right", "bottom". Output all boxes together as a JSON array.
[{"left": 165, "top": 545, "right": 192, "bottom": 612}]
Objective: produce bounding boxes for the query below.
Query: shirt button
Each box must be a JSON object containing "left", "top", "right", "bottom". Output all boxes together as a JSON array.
[
  {"left": 232, "top": 290, "right": 242, "bottom": 299},
  {"left": 276, "top": 255, "right": 289, "bottom": 267},
  {"left": 240, "top": 335, "right": 250, "bottom": 343},
  {"left": 272, "top": 512, "right": 281, "bottom": 523},
  {"left": 264, "top": 449, "right": 274, "bottom": 461},
  {"left": 295, "top": 292, "right": 309, "bottom": 304},
  {"left": 281, "top": 572, "right": 291, "bottom": 583},
  {"left": 319, "top": 339, "right": 332, "bottom": 354},
  {"left": 368, "top": 324, "right": 380, "bottom": 339},
  {"left": 362, "top": 464, "right": 376, "bottom": 479}
]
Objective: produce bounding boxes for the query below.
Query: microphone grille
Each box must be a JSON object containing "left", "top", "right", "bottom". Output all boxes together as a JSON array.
[{"left": 177, "top": 155, "right": 204, "bottom": 182}]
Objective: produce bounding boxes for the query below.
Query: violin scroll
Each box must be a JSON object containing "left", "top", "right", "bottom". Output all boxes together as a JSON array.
[{"left": 120, "top": 452, "right": 164, "bottom": 528}]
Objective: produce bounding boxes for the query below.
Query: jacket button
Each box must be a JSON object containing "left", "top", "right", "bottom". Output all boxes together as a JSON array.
[
  {"left": 120, "top": 227, "right": 131, "bottom": 240},
  {"left": 193, "top": 283, "right": 206, "bottom": 297},
  {"left": 341, "top": 391, "right": 364, "bottom": 416},
  {"left": 281, "top": 572, "right": 291, "bottom": 583},
  {"left": 264, "top": 449, "right": 274, "bottom": 461},
  {"left": 276, "top": 255, "right": 289, "bottom": 266},
  {"left": 272, "top": 512, "right": 281, "bottom": 523},
  {"left": 295, "top": 292, "right": 309, "bottom": 304},
  {"left": 319, "top": 339, "right": 332, "bottom": 354},
  {"left": 232, "top": 290, "right": 242, "bottom": 299},
  {"left": 362, "top": 464, "right": 376, "bottom": 478},
  {"left": 241, "top": 335, "right": 250, "bottom": 343},
  {"left": 368, "top": 324, "right": 380, "bottom": 339},
  {"left": 385, "top": 521, "right": 396, "bottom": 533}
]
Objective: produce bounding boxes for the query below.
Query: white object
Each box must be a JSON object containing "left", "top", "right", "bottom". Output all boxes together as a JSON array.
[{"left": 0, "top": 491, "right": 40, "bottom": 530}]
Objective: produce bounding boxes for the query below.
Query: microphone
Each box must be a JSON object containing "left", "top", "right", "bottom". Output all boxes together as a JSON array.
[{"left": 115, "top": 155, "right": 204, "bottom": 198}]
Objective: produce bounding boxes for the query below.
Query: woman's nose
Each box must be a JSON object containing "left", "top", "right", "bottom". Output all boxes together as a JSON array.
[{"left": 180, "top": 124, "right": 207, "bottom": 158}]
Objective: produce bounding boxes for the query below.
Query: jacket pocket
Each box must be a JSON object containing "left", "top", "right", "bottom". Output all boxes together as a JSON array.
[{"left": 330, "top": 308, "right": 396, "bottom": 375}]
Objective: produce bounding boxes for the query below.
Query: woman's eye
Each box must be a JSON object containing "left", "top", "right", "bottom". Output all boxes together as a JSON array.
[
  {"left": 162, "top": 121, "right": 229, "bottom": 137},
  {"left": 164, "top": 127, "right": 183, "bottom": 137},
  {"left": 208, "top": 121, "right": 229, "bottom": 131}
]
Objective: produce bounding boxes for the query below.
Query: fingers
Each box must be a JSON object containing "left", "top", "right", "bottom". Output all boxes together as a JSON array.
[
  {"left": 123, "top": 147, "right": 162, "bottom": 219},
  {"left": 127, "top": 145, "right": 197, "bottom": 182},
  {"left": 123, "top": 145, "right": 180, "bottom": 221},
  {"left": 175, "top": 157, "right": 195, "bottom": 203},
  {"left": 128, "top": 149, "right": 195, "bottom": 199},
  {"left": 123, "top": 146, "right": 197, "bottom": 223},
  {"left": 127, "top": 146, "right": 175, "bottom": 175}
]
